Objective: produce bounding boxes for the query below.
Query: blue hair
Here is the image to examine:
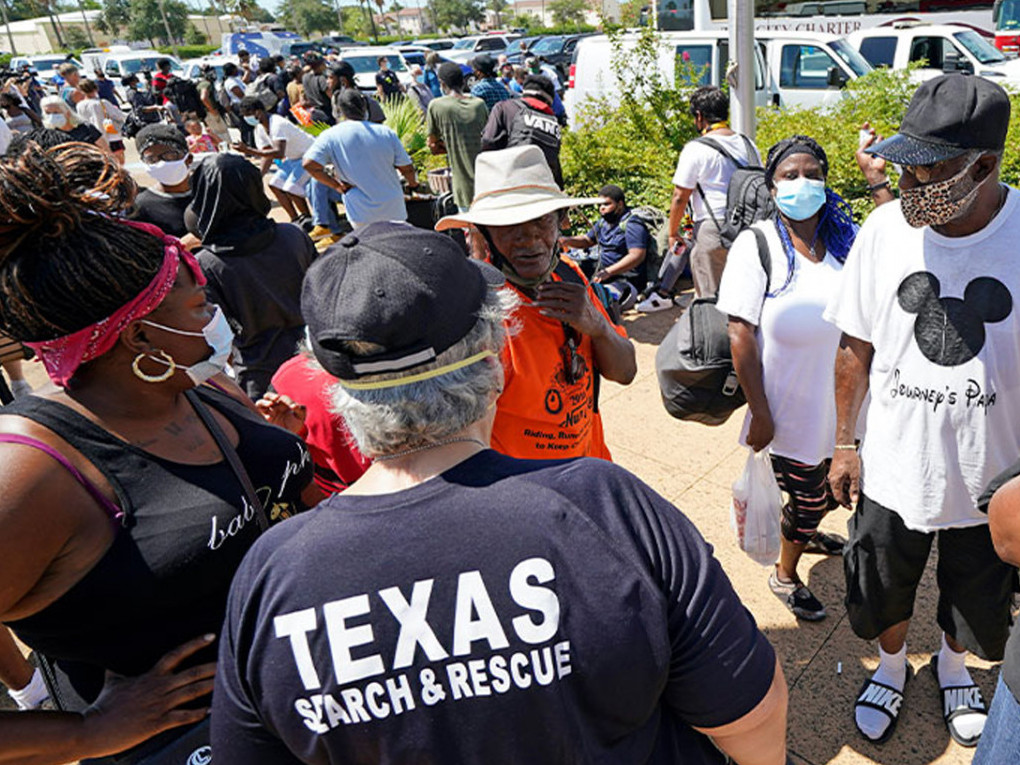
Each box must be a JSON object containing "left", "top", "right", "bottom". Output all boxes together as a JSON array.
[{"left": 770, "top": 188, "right": 857, "bottom": 297}]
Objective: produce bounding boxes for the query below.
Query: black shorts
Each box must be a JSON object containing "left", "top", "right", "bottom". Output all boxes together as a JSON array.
[{"left": 844, "top": 493, "right": 1017, "bottom": 660}]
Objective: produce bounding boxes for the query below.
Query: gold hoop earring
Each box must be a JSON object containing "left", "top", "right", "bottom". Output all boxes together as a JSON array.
[{"left": 132, "top": 350, "right": 176, "bottom": 383}]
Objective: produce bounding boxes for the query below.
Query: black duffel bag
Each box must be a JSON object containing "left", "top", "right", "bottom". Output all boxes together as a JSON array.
[{"left": 655, "top": 227, "right": 770, "bottom": 426}]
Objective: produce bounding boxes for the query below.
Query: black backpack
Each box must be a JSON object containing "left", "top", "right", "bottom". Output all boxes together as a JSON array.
[
  {"left": 163, "top": 75, "right": 206, "bottom": 119},
  {"left": 655, "top": 228, "right": 771, "bottom": 425},
  {"left": 618, "top": 206, "right": 666, "bottom": 286},
  {"left": 695, "top": 135, "right": 775, "bottom": 249}
]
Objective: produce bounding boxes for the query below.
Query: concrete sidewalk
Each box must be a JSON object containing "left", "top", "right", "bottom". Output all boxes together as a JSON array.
[{"left": 607, "top": 305, "right": 992, "bottom": 765}]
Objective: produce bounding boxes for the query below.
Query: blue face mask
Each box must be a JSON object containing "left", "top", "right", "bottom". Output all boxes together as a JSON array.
[
  {"left": 243, "top": 115, "right": 260, "bottom": 126},
  {"left": 774, "top": 177, "right": 826, "bottom": 221}
]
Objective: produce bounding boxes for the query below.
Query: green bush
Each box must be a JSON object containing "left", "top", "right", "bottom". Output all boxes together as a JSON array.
[{"left": 158, "top": 44, "right": 219, "bottom": 59}]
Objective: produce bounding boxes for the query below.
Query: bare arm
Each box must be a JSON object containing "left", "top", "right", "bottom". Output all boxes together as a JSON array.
[
  {"left": 0, "top": 635, "right": 215, "bottom": 765},
  {"left": 536, "top": 281, "right": 637, "bottom": 384},
  {"left": 827, "top": 334, "right": 874, "bottom": 507},
  {"left": 857, "top": 122, "right": 895, "bottom": 208},
  {"left": 695, "top": 656, "right": 788, "bottom": 765},
  {"left": 559, "top": 234, "right": 596, "bottom": 250},
  {"left": 427, "top": 133, "right": 446, "bottom": 155},
  {"left": 989, "top": 476, "right": 1020, "bottom": 566},
  {"left": 396, "top": 163, "right": 419, "bottom": 188},
  {"left": 668, "top": 185, "right": 694, "bottom": 250},
  {"left": 303, "top": 158, "right": 352, "bottom": 194},
  {"left": 594, "top": 246, "right": 646, "bottom": 283},
  {"left": 728, "top": 317, "right": 772, "bottom": 451}
]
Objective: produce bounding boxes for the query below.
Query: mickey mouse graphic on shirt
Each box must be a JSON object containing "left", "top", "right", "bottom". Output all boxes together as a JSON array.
[{"left": 897, "top": 272, "right": 1013, "bottom": 366}]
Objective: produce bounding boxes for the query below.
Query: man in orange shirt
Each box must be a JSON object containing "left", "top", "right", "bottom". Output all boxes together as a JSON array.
[{"left": 437, "top": 146, "right": 636, "bottom": 459}]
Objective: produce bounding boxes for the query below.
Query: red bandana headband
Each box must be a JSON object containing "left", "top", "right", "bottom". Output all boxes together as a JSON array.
[{"left": 23, "top": 219, "right": 206, "bottom": 388}]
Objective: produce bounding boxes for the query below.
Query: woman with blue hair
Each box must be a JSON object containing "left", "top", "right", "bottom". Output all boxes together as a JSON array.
[{"left": 717, "top": 134, "right": 891, "bottom": 622}]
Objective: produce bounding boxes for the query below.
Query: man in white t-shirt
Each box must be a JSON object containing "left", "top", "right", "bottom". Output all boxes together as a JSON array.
[
  {"left": 667, "top": 86, "right": 760, "bottom": 298},
  {"left": 825, "top": 74, "right": 1020, "bottom": 750},
  {"left": 234, "top": 95, "right": 314, "bottom": 223}
]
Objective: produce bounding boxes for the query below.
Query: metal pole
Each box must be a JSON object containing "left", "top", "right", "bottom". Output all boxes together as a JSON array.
[
  {"left": 157, "top": 0, "right": 179, "bottom": 56},
  {"left": 727, "top": 0, "right": 754, "bottom": 139},
  {"left": 0, "top": 0, "right": 18, "bottom": 55},
  {"left": 333, "top": 0, "right": 344, "bottom": 33}
]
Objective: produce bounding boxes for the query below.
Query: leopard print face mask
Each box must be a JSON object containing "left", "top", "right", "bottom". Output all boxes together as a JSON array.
[{"left": 900, "top": 154, "right": 983, "bottom": 229}]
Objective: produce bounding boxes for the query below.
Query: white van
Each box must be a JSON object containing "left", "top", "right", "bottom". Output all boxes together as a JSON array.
[
  {"left": 756, "top": 30, "right": 873, "bottom": 109},
  {"left": 565, "top": 30, "right": 871, "bottom": 120},
  {"left": 337, "top": 47, "right": 414, "bottom": 94},
  {"left": 564, "top": 31, "right": 769, "bottom": 123}
]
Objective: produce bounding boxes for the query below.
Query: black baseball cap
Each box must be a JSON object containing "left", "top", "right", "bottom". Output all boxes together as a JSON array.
[
  {"left": 471, "top": 54, "right": 497, "bottom": 77},
  {"left": 302, "top": 222, "right": 504, "bottom": 380},
  {"left": 329, "top": 61, "right": 356, "bottom": 80},
  {"left": 868, "top": 74, "right": 1010, "bottom": 165}
]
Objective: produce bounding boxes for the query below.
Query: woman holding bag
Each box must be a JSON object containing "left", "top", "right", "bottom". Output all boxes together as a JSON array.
[
  {"left": 717, "top": 133, "right": 891, "bottom": 621},
  {"left": 0, "top": 143, "right": 314, "bottom": 762}
]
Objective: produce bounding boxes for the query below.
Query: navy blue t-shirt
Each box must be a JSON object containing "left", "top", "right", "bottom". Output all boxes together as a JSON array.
[
  {"left": 212, "top": 451, "right": 775, "bottom": 764},
  {"left": 589, "top": 209, "right": 651, "bottom": 284}
]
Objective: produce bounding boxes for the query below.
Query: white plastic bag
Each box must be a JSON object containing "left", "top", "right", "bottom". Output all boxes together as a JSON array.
[{"left": 730, "top": 448, "right": 783, "bottom": 566}]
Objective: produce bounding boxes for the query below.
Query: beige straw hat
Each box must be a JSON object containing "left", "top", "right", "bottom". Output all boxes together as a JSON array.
[{"left": 434, "top": 145, "right": 601, "bottom": 230}]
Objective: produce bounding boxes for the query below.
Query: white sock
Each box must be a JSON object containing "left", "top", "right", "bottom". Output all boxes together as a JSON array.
[
  {"left": 937, "top": 634, "right": 987, "bottom": 742},
  {"left": 856, "top": 643, "right": 907, "bottom": 741},
  {"left": 7, "top": 666, "right": 48, "bottom": 710}
]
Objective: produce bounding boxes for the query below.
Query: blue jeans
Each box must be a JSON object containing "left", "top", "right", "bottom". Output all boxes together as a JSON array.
[
  {"left": 308, "top": 179, "right": 343, "bottom": 233},
  {"left": 973, "top": 675, "right": 1020, "bottom": 765}
]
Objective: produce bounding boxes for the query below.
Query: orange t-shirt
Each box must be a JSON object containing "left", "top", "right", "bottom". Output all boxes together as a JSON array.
[{"left": 491, "top": 261, "right": 628, "bottom": 461}]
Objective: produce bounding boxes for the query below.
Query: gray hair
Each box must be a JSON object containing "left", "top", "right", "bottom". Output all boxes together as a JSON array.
[{"left": 329, "top": 288, "right": 519, "bottom": 458}]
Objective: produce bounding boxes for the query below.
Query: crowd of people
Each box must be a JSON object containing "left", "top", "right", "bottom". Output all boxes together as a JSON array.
[{"left": 0, "top": 53, "right": 1015, "bottom": 765}]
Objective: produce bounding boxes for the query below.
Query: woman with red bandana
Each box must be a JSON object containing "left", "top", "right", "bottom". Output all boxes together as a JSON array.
[{"left": 0, "top": 143, "right": 316, "bottom": 761}]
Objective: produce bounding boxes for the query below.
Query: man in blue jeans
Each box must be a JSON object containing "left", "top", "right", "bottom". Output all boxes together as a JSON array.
[
  {"left": 303, "top": 89, "right": 419, "bottom": 243},
  {"left": 973, "top": 470, "right": 1020, "bottom": 764}
]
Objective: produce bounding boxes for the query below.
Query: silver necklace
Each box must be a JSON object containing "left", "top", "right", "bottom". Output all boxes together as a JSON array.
[{"left": 375, "top": 436, "right": 487, "bottom": 461}]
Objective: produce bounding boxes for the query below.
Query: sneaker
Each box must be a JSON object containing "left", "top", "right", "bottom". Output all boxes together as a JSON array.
[
  {"left": 768, "top": 567, "right": 826, "bottom": 621},
  {"left": 308, "top": 225, "right": 336, "bottom": 242},
  {"left": 314, "top": 234, "right": 343, "bottom": 252},
  {"left": 636, "top": 292, "right": 673, "bottom": 313}
]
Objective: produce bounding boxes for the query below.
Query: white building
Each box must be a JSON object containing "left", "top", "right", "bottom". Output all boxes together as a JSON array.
[{"left": 0, "top": 10, "right": 235, "bottom": 56}]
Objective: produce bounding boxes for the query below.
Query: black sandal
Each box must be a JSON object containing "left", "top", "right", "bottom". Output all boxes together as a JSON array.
[
  {"left": 854, "top": 671, "right": 910, "bottom": 744},
  {"left": 802, "top": 531, "right": 847, "bottom": 556},
  {"left": 931, "top": 655, "right": 988, "bottom": 748}
]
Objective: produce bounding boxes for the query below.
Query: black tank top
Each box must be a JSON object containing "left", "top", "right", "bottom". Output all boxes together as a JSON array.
[{"left": 4, "top": 386, "right": 313, "bottom": 701}]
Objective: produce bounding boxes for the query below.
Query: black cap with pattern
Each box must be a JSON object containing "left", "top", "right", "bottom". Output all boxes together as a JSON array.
[
  {"left": 302, "top": 222, "right": 504, "bottom": 380},
  {"left": 868, "top": 74, "right": 1010, "bottom": 165}
]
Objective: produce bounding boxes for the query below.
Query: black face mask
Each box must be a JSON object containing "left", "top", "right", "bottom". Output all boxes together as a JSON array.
[{"left": 601, "top": 208, "right": 623, "bottom": 225}]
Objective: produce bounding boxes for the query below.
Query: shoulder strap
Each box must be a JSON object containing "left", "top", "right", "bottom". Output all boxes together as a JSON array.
[
  {"left": 185, "top": 389, "right": 269, "bottom": 533},
  {"left": 695, "top": 135, "right": 746, "bottom": 168},
  {"left": 553, "top": 258, "right": 585, "bottom": 286},
  {"left": 695, "top": 183, "right": 724, "bottom": 231},
  {"left": 750, "top": 227, "right": 772, "bottom": 298},
  {"left": 739, "top": 135, "right": 760, "bottom": 168},
  {"left": 0, "top": 433, "right": 122, "bottom": 522}
]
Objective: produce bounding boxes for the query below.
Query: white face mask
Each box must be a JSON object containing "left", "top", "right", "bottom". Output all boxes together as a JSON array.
[
  {"left": 43, "top": 112, "right": 67, "bottom": 129},
  {"left": 146, "top": 158, "right": 190, "bottom": 187},
  {"left": 142, "top": 306, "right": 235, "bottom": 385}
]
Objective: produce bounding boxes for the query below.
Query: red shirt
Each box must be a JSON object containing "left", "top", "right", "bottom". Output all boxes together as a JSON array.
[{"left": 271, "top": 356, "right": 370, "bottom": 495}]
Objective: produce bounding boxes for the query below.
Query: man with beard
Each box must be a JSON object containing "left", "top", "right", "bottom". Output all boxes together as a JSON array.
[{"left": 826, "top": 74, "right": 1020, "bottom": 749}]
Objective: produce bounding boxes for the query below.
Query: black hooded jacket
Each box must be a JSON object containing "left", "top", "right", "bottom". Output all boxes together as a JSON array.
[{"left": 187, "top": 154, "right": 315, "bottom": 397}]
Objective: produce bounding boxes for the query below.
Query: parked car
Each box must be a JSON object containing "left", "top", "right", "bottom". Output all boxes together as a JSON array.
[
  {"left": 504, "top": 35, "right": 543, "bottom": 65},
  {"left": 847, "top": 21, "right": 1020, "bottom": 85},
  {"left": 565, "top": 31, "right": 769, "bottom": 122},
  {"left": 755, "top": 30, "right": 873, "bottom": 109},
  {"left": 337, "top": 46, "right": 414, "bottom": 93},
  {"left": 10, "top": 54, "right": 83, "bottom": 91},
  {"left": 444, "top": 34, "right": 518, "bottom": 63},
  {"left": 181, "top": 55, "right": 240, "bottom": 83},
  {"left": 321, "top": 35, "right": 361, "bottom": 47},
  {"left": 520, "top": 34, "right": 594, "bottom": 80},
  {"left": 282, "top": 41, "right": 324, "bottom": 58},
  {"left": 413, "top": 38, "right": 456, "bottom": 50},
  {"left": 103, "top": 51, "right": 183, "bottom": 81}
]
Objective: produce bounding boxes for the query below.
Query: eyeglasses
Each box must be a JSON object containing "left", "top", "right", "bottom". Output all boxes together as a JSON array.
[
  {"left": 561, "top": 333, "right": 587, "bottom": 385},
  {"left": 142, "top": 149, "right": 186, "bottom": 165}
]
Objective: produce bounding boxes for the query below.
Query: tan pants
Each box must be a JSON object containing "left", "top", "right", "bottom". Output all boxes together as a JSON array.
[
  {"left": 691, "top": 217, "right": 729, "bottom": 298},
  {"left": 203, "top": 111, "right": 231, "bottom": 145}
]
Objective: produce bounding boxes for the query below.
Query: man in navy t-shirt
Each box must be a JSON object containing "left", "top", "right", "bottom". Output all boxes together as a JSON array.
[{"left": 561, "top": 184, "right": 651, "bottom": 310}]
